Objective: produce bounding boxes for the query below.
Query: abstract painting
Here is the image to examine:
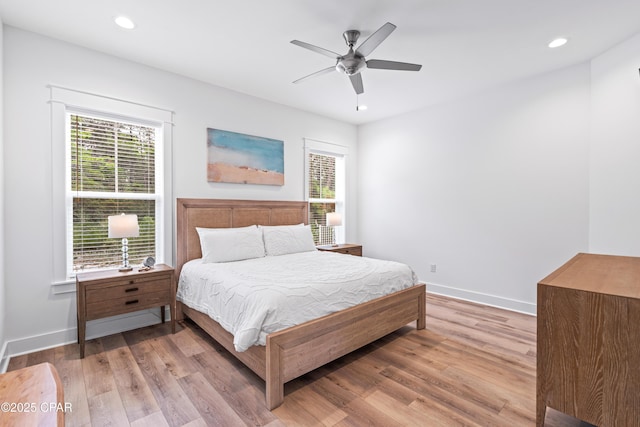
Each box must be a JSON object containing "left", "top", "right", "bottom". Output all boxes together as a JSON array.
[{"left": 207, "top": 128, "right": 284, "bottom": 185}]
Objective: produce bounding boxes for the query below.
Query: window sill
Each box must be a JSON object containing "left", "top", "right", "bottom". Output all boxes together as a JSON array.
[{"left": 51, "top": 279, "right": 76, "bottom": 295}]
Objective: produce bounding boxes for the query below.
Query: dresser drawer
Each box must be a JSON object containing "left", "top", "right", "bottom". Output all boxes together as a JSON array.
[
  {"left": 85, "top": 277, "right": 171, "bottom": 304},
  {"left": 86, "top": 289, "right": 171, "bottom": 319}
]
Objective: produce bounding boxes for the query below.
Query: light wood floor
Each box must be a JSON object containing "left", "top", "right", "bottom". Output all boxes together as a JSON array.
[{"left": 8, "top": 294, "right": 595, "bottom": 426}]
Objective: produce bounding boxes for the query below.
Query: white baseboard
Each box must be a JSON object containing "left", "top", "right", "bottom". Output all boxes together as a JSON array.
[
  {"left": 426, "top": 282, "right": 536, "bottom": 315},
  {"left": 5, "top": 308, "right": 167, "bottom": 361},
  {"left": 0, "top": 341, "right": 9, "bottom": 373}
]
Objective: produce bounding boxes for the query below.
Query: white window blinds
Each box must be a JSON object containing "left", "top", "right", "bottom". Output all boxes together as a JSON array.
[
  {"left": 308, "top": 153, "right": 337, "bottom": 245},
  {"left": 68, "top": 113, "right": 160, "bottom": 273},
  {"left": 305, "top": 139, "right": 347, "bottom": 245}
]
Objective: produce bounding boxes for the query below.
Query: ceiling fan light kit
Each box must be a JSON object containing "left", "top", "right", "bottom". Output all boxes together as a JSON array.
[{"left": 291, "top": 22, "right": 422, "bottom": 95}]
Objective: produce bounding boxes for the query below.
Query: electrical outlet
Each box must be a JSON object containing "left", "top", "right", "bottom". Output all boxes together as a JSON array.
[{"left": 430, "top": 264, "right": 437, "bottom": 273}]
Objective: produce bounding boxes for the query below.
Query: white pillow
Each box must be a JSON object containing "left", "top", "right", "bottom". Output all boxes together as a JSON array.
[
  {"left": 196, "top": 225, "right": 265, "bottom": 263},
  {"left": 260, "top": 224, "right": 317, "bottom": 256}
]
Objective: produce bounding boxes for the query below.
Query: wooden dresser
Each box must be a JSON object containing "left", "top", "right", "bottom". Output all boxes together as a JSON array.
[
  {"left": 537, "top": 253, "right": 640, "bottom": 426},
  {"left": 76, "top": 264, "right": 176, "bottom": 358}
]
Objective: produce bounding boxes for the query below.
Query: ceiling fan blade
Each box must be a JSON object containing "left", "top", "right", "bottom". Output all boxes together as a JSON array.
[
  {"left": 349, "top": 73, "right": 364, "bottom": 95},
  {"left": 355, "top": 22, "right": 396, "bottom": 57},
  {"left": 293, "top": 66, "right": 335, "bottom": 84},
  {"left": 366, "top": 59, "right": 422, "bottom": 71},
  {"left": 290, "top": 40, "right": 340, "bottom": 59}
]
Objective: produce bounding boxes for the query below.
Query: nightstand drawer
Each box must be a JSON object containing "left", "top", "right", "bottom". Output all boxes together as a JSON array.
[
  {"left": 86, "top": 289, "right": 171, "bottom": 319},
  {"left": 85, "top": 277, "right": 171, "bottom": 304},
  {"left": 317, "top": 244, "right": 363, "bottom": 256},
  {"left": 336, "top": 247, "right": 362, "bottom": 256}
]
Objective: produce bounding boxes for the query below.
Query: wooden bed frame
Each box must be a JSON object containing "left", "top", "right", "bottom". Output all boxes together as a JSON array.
[{"left": 175, "top": 198, "right": 426, "bottom": 409}]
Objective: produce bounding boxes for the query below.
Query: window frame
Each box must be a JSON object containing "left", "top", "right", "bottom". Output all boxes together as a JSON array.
[
  {"left": 304, "top": 138, "right": 348, "bottom": 245},
  {"left": 65, "top": 110, "right": 164, "bottom": 275},
  {"left": 49, "top": 86, "right": 173, "bottom": 289}
]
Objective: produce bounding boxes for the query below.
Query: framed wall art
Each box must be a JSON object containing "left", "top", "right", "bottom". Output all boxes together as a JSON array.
[{"left": 207, "top": 128, "right": 284, "bottom": 185}]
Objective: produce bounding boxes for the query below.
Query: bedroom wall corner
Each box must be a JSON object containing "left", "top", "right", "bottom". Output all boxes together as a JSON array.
[{"left": 357, "top": 63, "right": 591, "bottom": 314}]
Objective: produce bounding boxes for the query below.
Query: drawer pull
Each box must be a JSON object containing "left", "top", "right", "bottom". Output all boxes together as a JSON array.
[
  {"left": 125, "top": 287, "right": 139, "bottom": 293},
  {"left": 125, "top": 299, "right": 139, "bottom": 305}
]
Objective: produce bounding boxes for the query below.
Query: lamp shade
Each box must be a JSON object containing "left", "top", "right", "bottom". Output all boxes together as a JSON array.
[
  {"left": 108, "top": 213, "right": 140, "bottom": 238},
  {"left": 326, "top": 212, "right": 342, "bottom": 227}
]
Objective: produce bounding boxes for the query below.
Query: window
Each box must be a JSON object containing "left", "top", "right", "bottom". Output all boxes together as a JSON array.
[
  {"left": 49, "top": 86, "right": 173, "bottom": 289},
  {"left": 305, "top": 139, "right": 347, "bottom": 245},
  {"left": 67, "top": 113, "right": 163, "bottom": 274}
]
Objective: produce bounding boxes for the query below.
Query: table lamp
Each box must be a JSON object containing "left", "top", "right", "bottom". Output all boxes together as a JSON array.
[
  {"left": 108, "top": 213, "right": 139, "bottom": 272},
  {"left": 326, "top": 212, "right": 342, "bottom": 246}
]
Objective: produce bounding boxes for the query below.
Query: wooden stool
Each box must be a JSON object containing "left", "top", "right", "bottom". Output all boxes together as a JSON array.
[{"left": 0, "top": 362, "right": 65, "bottom": 426}]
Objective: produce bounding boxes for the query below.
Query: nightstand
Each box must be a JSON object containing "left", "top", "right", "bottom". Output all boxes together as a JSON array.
[
  {"left": 76, "top": 264, "right": 175, "bottom": 358},
  {"left": 317, "top": 243, "right": 362, "bottom": 256}
]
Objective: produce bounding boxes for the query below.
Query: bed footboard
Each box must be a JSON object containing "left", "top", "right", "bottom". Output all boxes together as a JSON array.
[
  {"left": 265, "top": 283, "right": 426, "bottom": 409},
  {"left": 180, "top": 284, "right": 426, "bottom": 410}
]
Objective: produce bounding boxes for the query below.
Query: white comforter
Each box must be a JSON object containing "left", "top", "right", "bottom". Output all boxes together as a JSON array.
[{"left": 176, "top": 251, "right": 418, "bottom": 352}]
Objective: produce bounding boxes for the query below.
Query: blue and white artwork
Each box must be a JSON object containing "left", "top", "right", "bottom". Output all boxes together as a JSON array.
[{"left": 207, "top": 128, "right": 284, "bottom": 185}]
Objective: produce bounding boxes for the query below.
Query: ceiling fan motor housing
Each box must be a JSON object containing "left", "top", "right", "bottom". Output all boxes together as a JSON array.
[{"left": 336, "top": 53, "right": 365, "bottom": 76}]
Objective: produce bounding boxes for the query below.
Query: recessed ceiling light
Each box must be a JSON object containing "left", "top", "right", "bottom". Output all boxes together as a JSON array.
[
  {"left": 548, "top": 37, "right": 568, "bottom": 48},
  {"left": 114, "top": 16, "right": 135, "bottom": 30}
]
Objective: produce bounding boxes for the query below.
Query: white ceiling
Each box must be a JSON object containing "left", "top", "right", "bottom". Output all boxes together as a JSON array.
[{"left": 1, "top": 0, "right": 640, "bottom": 124}]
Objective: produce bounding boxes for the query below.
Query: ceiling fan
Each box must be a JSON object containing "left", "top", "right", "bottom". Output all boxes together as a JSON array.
[{"left": 291, "top": 22, "right": 422, "bottom": 95}]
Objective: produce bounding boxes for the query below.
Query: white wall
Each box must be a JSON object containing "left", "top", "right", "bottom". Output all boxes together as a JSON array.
[
  {"left": 358, "top": 64, "right": 591, "bottom": 313},
  {"left": 589, "top": 33, "right": 640, "bottom": 255},
  {"left": 2, "top": 26, "right": 357, "bottom": 355}
]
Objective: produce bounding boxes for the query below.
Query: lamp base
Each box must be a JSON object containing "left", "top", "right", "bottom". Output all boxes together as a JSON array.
[{"left": 118, "top": 237, "right": 133, "bottom": 272}]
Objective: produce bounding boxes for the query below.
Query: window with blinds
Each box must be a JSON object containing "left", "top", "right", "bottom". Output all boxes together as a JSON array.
[
  {"left": 308, "top": 152, "right": 340, "bottom": 245},
  {"left": 68, "top": 113, "right": 160, "bottom": 274}
]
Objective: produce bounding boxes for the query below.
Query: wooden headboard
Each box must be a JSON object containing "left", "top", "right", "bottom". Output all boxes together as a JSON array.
[{"left": 176, "top": 198, "right": 308, "bottom": 275}]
